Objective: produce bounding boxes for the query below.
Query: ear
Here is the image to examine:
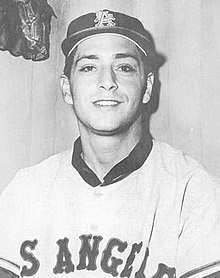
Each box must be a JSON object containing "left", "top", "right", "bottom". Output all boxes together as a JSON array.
[
  {"left": 60, "top": 74, "right": 73, "bottom": 105},
  {"left": 142, "top": 72, "right": 154, "bottom": 104}
]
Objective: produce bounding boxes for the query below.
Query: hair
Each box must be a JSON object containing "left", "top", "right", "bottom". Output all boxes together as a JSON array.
[
  {"left": 63, "top": 45, "right": 159, "bottom": 79},
  {"left": 63, "top": 47, "right": 77, "bottom": 78},
  {"left": 140, "top": 52, "right": 159, "bottom": 77}
]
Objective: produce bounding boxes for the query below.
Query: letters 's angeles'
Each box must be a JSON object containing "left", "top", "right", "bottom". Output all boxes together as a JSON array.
[{"left": 20, "top": 236, "right": 176, "bottom": 278}]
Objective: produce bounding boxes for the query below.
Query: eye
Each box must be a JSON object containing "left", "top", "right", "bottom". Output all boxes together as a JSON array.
[
  {"left": 117, "top": 64, "right": 135, "bottom": 73},
  {"left": 79, "top": 65, "right": 96, "bottom": 72}
]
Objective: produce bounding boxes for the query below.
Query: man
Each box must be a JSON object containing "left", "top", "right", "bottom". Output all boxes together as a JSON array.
[{"left": 0, "top": 9, "right": 220, "bottom": 278}]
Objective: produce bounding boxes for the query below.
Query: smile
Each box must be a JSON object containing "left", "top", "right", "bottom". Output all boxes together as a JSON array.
[{"left": 93, "top": 100, "right": 121, "bottom": 106}]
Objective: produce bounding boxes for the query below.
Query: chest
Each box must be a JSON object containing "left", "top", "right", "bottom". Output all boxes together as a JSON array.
[{"left": 19, "top": 176, "right": 181, "bottom": 278}]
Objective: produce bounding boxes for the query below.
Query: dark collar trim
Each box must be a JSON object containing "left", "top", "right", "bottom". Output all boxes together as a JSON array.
[{"left": 72, "top": 135, "right": 153, "bottom": 187}]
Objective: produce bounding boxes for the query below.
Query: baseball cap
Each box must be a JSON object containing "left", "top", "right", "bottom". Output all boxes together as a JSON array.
[{"left": 61, "top": 9, "right": 163, "bottom": 66}]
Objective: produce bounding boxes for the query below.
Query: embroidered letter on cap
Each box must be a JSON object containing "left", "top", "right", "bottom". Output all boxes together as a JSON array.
[{"left": 94, "top": 10, "right": 116, "bottom": 27}]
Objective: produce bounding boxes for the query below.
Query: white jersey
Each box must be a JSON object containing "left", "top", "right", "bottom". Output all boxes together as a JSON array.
[{"left": 0, "top": 140, "right": 220, "bottom": 278}]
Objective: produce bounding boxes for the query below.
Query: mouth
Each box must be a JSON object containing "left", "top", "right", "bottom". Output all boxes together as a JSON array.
[{"left": 93, "top": 100, "right": 122, "bottom": 107}]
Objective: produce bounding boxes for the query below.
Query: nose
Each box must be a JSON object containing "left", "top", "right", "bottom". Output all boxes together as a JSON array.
[{"left": 97, "top": 67, "right": 118, "bottom": 92}]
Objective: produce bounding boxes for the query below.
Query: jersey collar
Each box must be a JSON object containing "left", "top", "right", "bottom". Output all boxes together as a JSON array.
[{"left": 72, "top": 135, "right": 153, "bottom": 187}]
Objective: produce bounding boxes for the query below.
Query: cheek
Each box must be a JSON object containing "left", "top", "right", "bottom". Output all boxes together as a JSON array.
[
  {"left": 119, "top": 73, "right": 145, "bottom": 89},
  {"left": 123, "top": 81, "right": 145, "bottom": 101},
  {"left": 70, "top": 82, "right": 87, "bottom": 102},
  {"left": 71, "top": 75, "right": 97, "bottom": 97}
]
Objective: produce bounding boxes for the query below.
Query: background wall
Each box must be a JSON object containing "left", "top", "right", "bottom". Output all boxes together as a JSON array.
[{"left": 0, "top": 0, "right": 219, "bottom": 192}]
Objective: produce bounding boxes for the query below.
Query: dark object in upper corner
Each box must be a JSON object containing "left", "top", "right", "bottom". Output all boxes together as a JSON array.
[{"left": 0, "top": 0, "right": 56, "bottom": 61}]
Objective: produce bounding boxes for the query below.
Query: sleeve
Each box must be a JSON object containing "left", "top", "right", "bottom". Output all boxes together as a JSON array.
[
  {"left": 0, "top": 170, "right": 29, "bottom": 278},
  {"left": 0, "top": 263, "right": 20, "bottom": 278},
  {"left": 177, "top": 177, "right": 220, "bottom": 278}
]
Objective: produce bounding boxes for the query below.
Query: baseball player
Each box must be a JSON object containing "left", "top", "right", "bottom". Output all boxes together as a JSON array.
[{"left": 0, "top": 9, "right": 220, "bottom": 278}]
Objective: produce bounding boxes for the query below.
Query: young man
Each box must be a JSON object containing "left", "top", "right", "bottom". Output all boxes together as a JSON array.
[{"left": 0, "top": 9, "right": 220, "bottom": 278}]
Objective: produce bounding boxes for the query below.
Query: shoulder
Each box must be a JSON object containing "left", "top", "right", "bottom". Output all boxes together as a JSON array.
[
  {"left": 0, "top": 149, "right": 73, "bottom": 201},
  {"left": 18, "top": 149, "right": 72, "bottom": 180},
  {"left": 152, "top": 140, "right": 220, "bottom": 213},
  {"left": 152, "top": 140, "right": 218, "bottom": 182},
  {"left": 152, "top": 140, "right": 200, "bottom": 171}
]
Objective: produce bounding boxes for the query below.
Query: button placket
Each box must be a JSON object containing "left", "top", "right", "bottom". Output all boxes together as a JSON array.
[{"left": 93, "top": 188, "right": 104, "bottom": 198}]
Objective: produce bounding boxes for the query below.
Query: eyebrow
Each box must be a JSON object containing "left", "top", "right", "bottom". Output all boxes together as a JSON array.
[
  {"left": 114, "top": 53, "right": 140, "bottom": 65},
  {"left": 75, "top": 55, "right": 99, "bottom": 65},
  {"left": 75, "top": 53, "right": 140, "bottom": 66}
]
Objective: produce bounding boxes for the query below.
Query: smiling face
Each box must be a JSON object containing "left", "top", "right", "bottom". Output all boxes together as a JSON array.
[{"left": 62, "top": 34, "right": 153, "bottom": 136}]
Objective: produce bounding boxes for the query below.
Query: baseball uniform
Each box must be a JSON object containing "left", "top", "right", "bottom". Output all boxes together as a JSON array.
[
  {"left": 1, "top": 9, "right": 220, "bottom": 278},
  {"left": 0, "top": 138, "right": 220, "bottom": 278}
]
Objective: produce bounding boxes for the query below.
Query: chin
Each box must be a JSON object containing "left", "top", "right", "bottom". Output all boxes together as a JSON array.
[{"left": 88, "top": 122, "right": 134, "bottom": 136}]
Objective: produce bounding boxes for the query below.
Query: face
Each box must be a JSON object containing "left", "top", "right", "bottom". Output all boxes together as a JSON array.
[{"left": 63, "top": 34, "right": 153, "bottom": 136}]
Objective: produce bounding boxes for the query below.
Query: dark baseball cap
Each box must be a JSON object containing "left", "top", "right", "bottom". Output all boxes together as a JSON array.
[{"left": 61, "top": 9, "right": 163, "bottom": 66}]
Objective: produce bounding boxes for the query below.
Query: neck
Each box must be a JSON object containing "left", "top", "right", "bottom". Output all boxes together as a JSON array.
[{"left": 79, "top": 121, "right": 143, "bottom": 180}]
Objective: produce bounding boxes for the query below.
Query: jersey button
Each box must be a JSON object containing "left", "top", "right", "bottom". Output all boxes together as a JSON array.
[
  {"left": 93, "top": 191, "right": 103, "bottom": 197},
  {"left": 90, "top": 224, "right": 98, "bottom": 230}
]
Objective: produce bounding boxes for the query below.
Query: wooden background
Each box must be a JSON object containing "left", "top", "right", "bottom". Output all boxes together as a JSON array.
[{"left": 0, "top": 0, "right": 220, "bottom": 192}]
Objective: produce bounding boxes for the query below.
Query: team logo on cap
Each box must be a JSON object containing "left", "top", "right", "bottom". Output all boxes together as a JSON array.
[{"left": 94, "top": 10, "right": 116, "bottom": 27}]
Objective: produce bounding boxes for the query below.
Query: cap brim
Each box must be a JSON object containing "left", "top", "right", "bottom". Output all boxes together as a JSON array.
[{"left": 62, "top": 26, "right": 158, "bottom": 60}]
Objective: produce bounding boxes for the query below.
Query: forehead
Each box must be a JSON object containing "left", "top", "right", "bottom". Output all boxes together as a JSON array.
[{"left": 74, "top": 34, "right": 142, "bottom": 59}]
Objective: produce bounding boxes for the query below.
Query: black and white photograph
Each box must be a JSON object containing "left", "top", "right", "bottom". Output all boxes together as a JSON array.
[{"left": 0, "top": 1, "right": 220, "bottom": 277}]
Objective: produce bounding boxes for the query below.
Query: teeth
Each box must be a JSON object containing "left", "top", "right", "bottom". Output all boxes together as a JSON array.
[{"left": 95, "top": 100, "right": 119, "bottom": 106}]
